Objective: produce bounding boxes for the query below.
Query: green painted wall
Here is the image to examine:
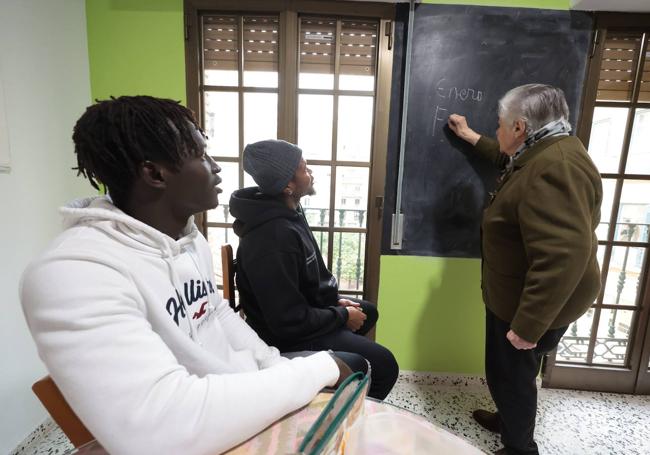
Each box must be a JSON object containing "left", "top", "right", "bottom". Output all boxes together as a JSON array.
[
  {"left": 85, "top": 0, "right": 186, "bottom": 102},
  {"left": 376, "top": 256, "right": 485, "bottom": 374},
  {"left": 85, "top": 0, "right": 571, "bottom": 375}
]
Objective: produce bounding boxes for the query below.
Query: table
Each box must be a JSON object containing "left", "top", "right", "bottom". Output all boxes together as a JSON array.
[
  {"left": 226, "top": 393, "right": 484, "bottom": 454},
  {"left": 67, "top": 393, "right": 484, "bottom": 454}
]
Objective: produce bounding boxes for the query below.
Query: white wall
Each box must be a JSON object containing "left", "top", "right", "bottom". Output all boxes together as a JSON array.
[{"left": 0, "top": 1, "right": 91, "bottom": 452}]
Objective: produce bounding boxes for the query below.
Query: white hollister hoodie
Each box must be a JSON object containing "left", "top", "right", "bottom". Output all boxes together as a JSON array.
[{"left": 21, "top": 196, "right": 339, "bottom": 455}]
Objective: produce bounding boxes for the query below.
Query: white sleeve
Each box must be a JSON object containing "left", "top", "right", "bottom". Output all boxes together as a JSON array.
[
  {"left": 21, "top": 254, "right": 338, "bottom": 455},
  {"left": 214, "top": 295, "right": 287, "bottom": 368},
  {"left": 196, "top": 235, "right": 286, "bottom": 368}
]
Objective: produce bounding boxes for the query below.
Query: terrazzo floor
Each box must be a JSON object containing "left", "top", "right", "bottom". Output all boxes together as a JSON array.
[
  {"left": 384, "top": 372, "right": 650, "bottom": 455},
  {"left": 12, "top": 371, "right": 650, "bottom": 454}
]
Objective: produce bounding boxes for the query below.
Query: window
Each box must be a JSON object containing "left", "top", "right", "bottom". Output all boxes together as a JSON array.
[
  {"left": 185, "top": 0, "right": 394, "bottom": 303},
  {"left": 545, "top": 15, "right": 650, "bottom": 394}
]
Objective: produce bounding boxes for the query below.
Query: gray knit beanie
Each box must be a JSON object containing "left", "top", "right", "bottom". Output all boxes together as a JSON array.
[{"left": 243, "top": 139, "right": 303, "bottom": 195}]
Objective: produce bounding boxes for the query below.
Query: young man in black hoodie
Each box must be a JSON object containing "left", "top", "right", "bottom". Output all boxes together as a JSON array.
[{"left": 230, "top": 139, "right": 399, "bottom": 400}]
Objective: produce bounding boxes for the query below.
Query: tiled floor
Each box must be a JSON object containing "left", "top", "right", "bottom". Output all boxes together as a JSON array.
[
  {"left": 12, "top": 418, "right": 73, "bottom": 455},
  {"left": 13, "top": 372, "right": 650, "bottom": 454},
  {"left": 385, "top": 372, "right": 650, "bottom": 455}
]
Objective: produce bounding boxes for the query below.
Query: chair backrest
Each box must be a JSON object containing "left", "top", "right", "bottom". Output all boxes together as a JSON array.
[
  {"left": 221, "top": 244, "right": 240, "bottom": 312},
  {"left": 32, "top": 376, "right": 94, "bottom": 448}
]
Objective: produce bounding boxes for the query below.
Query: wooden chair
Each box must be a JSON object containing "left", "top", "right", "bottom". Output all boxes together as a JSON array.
[
  {"left": 221, "top": 244, "right": 241, "bottom": 313},
  {"left": 32, "top": 375, "right": 94, "bottom": 448}
]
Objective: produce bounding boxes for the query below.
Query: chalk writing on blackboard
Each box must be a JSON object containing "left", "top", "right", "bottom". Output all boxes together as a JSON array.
[
  {"left": 432, "top": 78, "right": 485, "bottom": 138},
  {"left": 436, "top": 78, "right": 484, "bottom": 102},
  {"left": 432, "top": 105, "right": 448, "bottom": 138}
]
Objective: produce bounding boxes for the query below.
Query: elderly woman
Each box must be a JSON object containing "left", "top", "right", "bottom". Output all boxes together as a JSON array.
[{"left": 448, "top": 84, "right": 602, "bottom": 455}]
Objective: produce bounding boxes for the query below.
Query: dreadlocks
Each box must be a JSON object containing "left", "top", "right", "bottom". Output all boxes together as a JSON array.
[{"left": 73, "top": 95, "right": 204, "bottom": 207}]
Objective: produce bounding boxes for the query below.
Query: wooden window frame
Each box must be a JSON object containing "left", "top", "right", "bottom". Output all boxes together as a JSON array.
[
  {"left": 184, "top": 0, "right": 394, "bottom": 304},
  {"left": 544, "top": 12, "right": 650, "bottom": 394}
]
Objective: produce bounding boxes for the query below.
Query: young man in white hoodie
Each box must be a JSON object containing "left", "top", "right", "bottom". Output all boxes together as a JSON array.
[{"left": 20, "top": 96, "right": 361, "bottom": 455}]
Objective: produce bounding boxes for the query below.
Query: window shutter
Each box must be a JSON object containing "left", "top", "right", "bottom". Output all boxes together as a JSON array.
[
  {"left": 597, "top": 33, "right": 643, "bottom": 102},
  {"left": 203, "top": 15, "right": 278, "bottom": 76},
  {"left": 243, "top": 16, "right": 279, "bottom": 73},
  {"left": 203, "top": 16, "right": 238, "bottom": 73},
  {"left": 300, "top": 18, "right": 336, "bottom": 75},
  {"left": 339, "top": 20, "right": 377, "bottom": 77}
]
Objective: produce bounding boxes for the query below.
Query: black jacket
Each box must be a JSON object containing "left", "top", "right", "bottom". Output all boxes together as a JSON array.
[{"left": 229, "top": 187, "right": 348, "bottom": 350}]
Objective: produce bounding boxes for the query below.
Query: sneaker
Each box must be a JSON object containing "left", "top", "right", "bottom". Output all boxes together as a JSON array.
[{"left": 472, "top": 409, "right": 501, "bottom": 433}]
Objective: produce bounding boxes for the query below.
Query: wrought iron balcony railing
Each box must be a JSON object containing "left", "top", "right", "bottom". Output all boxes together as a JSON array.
[
  {"left": 212, "top": 205, "right": 368, "bottom": 292},
  {"left": 556, "top": 336, "right": 628, "bottom": 364}
]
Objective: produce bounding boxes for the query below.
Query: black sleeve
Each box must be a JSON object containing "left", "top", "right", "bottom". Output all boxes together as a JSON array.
[{"left": 244, "top": 251, "right": 348, "bottom": 340}]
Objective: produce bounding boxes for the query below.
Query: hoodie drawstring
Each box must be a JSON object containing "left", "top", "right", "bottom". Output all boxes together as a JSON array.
[
  {"left": 186, "top": 246, "right": 216, "bottom": 314},
  {"left": 163, "top": 249, "right": 201, "bottom": 345}
]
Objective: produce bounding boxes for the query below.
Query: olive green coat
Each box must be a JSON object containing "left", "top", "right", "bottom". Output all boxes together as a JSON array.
[{"left": 475, "top": 135, "right": 602, "bottom": 343}]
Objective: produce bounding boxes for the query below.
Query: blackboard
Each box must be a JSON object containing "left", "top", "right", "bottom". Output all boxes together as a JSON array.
[{"left": 381, "top": 4, "right": 593, "bottom": 257}]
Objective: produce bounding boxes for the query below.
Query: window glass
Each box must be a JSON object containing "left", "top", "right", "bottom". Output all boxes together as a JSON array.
[{"left": 298, "top": 94, "right": 333, "bottom": 160}]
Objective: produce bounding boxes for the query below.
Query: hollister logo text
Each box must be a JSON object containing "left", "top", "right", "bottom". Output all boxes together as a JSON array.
[{"left": 166, "top": 278, "right": 215, "bottom": 326}]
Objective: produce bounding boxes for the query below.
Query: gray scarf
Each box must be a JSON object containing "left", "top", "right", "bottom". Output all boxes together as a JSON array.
[{"left": 507, "top": 118, "right": 571, "bottom": 170}]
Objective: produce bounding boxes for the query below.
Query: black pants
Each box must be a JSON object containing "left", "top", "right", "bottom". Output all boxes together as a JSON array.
[
  {"left": 485, "top": 308, "right": 567, "bottom": 455},
  {"left": 283, "top": 299, "right": 399, "bottom": 400}
]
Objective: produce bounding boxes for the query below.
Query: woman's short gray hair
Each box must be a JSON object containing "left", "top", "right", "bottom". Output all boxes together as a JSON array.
[{"left": 498, "top": 84, "right": 570, "bottom": 133}]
